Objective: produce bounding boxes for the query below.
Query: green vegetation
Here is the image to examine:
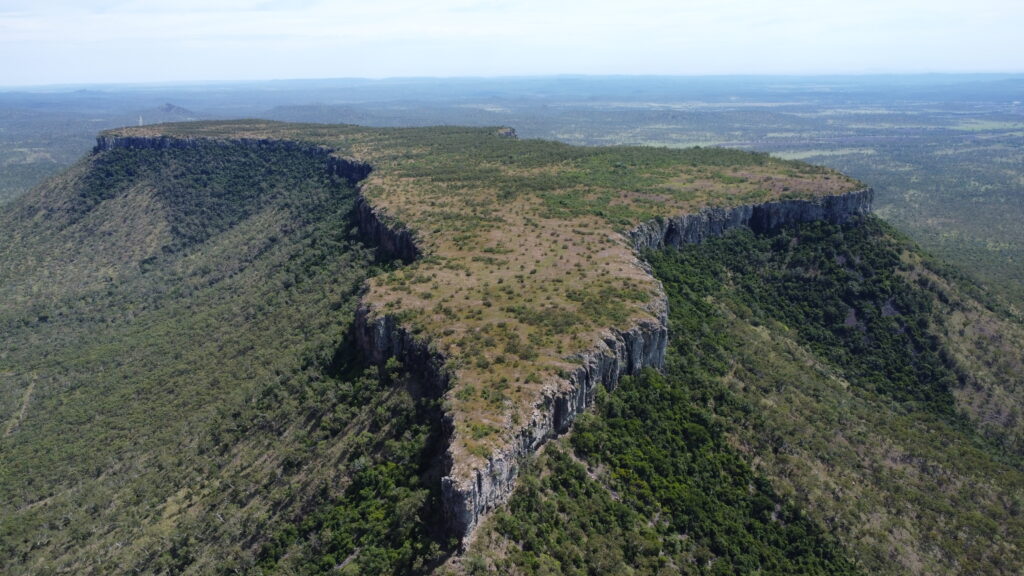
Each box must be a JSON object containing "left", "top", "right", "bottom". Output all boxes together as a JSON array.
[
  {"left": 76, "top": 145, "right": 306, "bottom": 249},
  {"left": 469, "top": 372, "right": 860, "bottom": 575},
  {"left": 468, "top": 218, "right": 1024, "bottom": 575},
  {"left": 0, "top": 141, "right": 451, "bottom": 573},
  {"left": 256, "top": 364, "right": 452, "bottom": 575},
  {"left": 5, "top": 77, "right": 1023, "bottom": 311},
  {"left": 4, "top": 124, "right": 852, "bottom": 573},
  {"left": 3, "top": 115, "right": 1022, "bottom": 575},
  {"left": 675, "top": 220, "right": 958, "bottom": 414}
]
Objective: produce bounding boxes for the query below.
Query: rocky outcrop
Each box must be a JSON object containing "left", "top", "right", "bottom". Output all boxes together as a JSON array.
[
  {"left": 352, "top": 184, "right": 670, "bottom": 540},
  {"left": 353, "top": 305, "right": 450, "bottom": 398},
  {"left": 628, "top": 188, "right": 874, "bottom": 251},
  {"left": 440, "top": 303, "right": 669, "bottom": 538},
  {"left": 326, "top": 156, "right": 373, "bottom": 188},
  {"left": 96, "top": 132, "right": 874, "bottom": 547},
  {"left": 354, "top": 197, "right": 419, "bottom": 264}
]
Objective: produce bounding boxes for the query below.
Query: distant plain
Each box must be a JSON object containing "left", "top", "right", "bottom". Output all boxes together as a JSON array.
[{"left": 2, "top": 75, "right": 1022, "bottom": 304}]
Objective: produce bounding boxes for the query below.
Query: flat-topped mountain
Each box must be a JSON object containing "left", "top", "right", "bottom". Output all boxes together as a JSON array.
[
  {"left": 4, "top": 120, "right": 1021, "bottom": 575},
  {"left": 99, "top": 120, "right": 869, "bottom": 537}
]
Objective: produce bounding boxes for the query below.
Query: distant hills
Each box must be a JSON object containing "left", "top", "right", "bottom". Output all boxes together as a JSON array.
[{"left": 142, "top": 102, "right": 201, "bottom": 123}]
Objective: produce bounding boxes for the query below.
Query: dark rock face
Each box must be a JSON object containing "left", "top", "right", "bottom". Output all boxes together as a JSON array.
[
  {"left": 352, "top": 183, "right": 670, "bottom": 540},
  {"left": 326, "top": 156, "right": 373, "bottom": 188},
  {"left": 628, "top": 188, "right": 874, "bottom": 251},
  {"left": 440, "top": 305, "right": 669, "bottom": 538},
  {"left": 353, "top": 197, "right": 419, "bottom": 264},
  {"left": 435, "top": 189, "right": 875, "bottom": 542},
  {"left": 352, "top": 305, "right": 449, "bottom": 398},
  {"left": 343, "top": 183, "right": 877, "bottom": 545}
]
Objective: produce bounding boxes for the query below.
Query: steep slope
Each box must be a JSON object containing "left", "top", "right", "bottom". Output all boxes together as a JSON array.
[
  {"left": 1, "top": 121, "right": 875, "bottom": 573},
  {"left": 465, "top": 218, "right": 1024, "bottom": 575},
  {"left": 0, "top": 139, "right": 430, "bottom": 573}
]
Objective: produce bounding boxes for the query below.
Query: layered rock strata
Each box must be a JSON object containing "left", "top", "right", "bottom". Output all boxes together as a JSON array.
[
  {"left": 351, "top": 190, "right": 671, "bottom": 540},
  {"left": 437, "top": 302, "right": 669, "bottom": 539},
  {"left": 629, "top": 188, "right": 874, "bottom": 251}
]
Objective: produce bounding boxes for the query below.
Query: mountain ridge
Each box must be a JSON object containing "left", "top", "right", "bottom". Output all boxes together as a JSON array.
[{"left": 93, "top": 123, "right": 870, "bottom": 542}]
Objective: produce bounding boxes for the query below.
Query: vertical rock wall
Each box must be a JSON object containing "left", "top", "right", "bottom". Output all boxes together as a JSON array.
[
  {"left": 350, "top": 190, "right": 672, "bottom": 540},
  {"left": 438, "top": 304, "right": 670, "bottom": 539},
  {"left": 628, "top": 188, "right": 874, "bottom": 251}
]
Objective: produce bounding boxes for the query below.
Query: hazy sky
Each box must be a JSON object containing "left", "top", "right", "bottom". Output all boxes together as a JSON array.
[{"left": 1, "top": 0, "right": 1022, "bottom": 86}]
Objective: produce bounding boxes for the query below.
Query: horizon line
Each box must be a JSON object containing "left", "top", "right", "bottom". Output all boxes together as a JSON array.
[{"left": 3, "top": 71, "right": 1024, "bottom": 92}]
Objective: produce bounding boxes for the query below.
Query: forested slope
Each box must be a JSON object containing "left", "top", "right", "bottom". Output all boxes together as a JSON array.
[
  {"left": 465, "top": 219, "right": 1024, "bottom": 575},
  {"left": 0, "top": 141, "right": 455, "bottom": 573}
]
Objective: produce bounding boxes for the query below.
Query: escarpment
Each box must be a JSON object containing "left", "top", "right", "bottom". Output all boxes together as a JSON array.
[
  {"left": 349, "top": 171, "right": 871, "bottom": 542},
  {"left": 438, "top": 304, "right": 670, "bottom": 538},
  {"left": 351, "top": 188, "right": 671, "bottom": 538},
  {"left": 629, "top": 188, "right": 874, "bottom": 251},
  {"left": 354, "top": 197, "right": 420, "bottom": 264},
  {"left": 95, "top": 121, "right": 871, "bottom": 547}
]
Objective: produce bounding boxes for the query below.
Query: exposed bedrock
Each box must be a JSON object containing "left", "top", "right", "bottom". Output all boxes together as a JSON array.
[
  {"left": 628, "top": 188, "right": 874, "bottom": 251},
  {"left": 354, "top": 197, "right": 420, "bottom": 264},
  {"left": 351, "top": 191, "right": 671, "bottom": 540},
  {"left": 353, "top": 305, "right": 449, "bottom": 398},
  {"left": 439, "top": 306, "right": 669, "bottom": 539}
]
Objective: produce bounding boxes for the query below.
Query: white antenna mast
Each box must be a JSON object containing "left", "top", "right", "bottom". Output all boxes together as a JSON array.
[{"left": 138, "top": 115, "right": 143, "bottom": 126}]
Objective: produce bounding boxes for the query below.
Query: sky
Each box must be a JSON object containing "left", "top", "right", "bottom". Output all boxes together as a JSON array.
[{"left": 1, "top": 0, "right": 1022, "bottom": 86}]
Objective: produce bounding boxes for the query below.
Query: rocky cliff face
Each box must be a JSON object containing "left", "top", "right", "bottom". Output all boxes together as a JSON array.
[
  {"left": 353, "top": 198, "right": 420, "bottom": 264},
  {"left": 351, "top": 196, "right": 670, "bottom": 541},
  {"left": 436, "top": 189, "right": 875, "bottom": 542},
  {"left": 629, "top": 188, "right": 874, "bottom": 251},
  {"left": 441, "top": 309, "right": 669, "bottom": 538}
]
